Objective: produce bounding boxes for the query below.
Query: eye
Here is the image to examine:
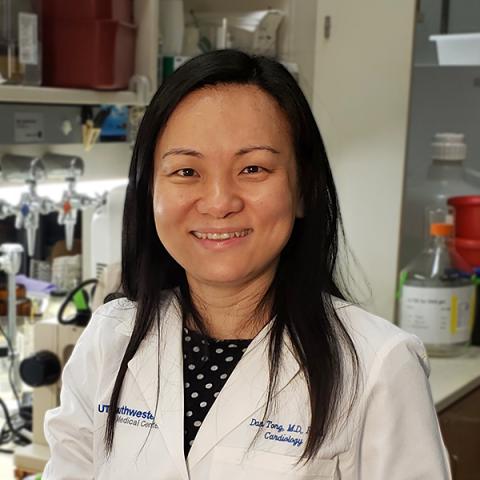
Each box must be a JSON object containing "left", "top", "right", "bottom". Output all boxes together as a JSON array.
[
  {"left": 173, "top": 168, "right": 198, "bottom": 177},
  {"left": 241, "top": 165, "right": 265, "bottom": 174}
]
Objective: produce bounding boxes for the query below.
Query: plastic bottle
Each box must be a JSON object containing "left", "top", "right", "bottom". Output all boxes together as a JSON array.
[
  {"left": 0, "top": 0, "right": 42, "bottom": 85},
  {"left": 398, "top": 207, "right": 475, "bottom": 357},
  {"left": 159, "top": 0, "right": 184, "bottom": 55},
  {"left": 400, "top": 133, "right": 480, "bottom": 268}
]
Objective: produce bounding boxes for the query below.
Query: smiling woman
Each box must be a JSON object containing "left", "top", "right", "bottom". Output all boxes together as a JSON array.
[
  {"left": 42, "top": 50, "right": 451, "bottom": 480},
  {"left": 152, "top": 84, "right": 301, "bottom": 306}
]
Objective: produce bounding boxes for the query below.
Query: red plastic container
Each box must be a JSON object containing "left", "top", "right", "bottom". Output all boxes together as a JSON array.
[
  {"left": 42, "top": 0, "right": 133, "bottom": 23},
  {"left": 448, "top": 195, "right": 480, "bottom": 240},
  {"left": 43, "top": 19, "right": 136, "bottom": 90},
  {"left": 454, "top": 237, "right": 480, "bottom": 268}
]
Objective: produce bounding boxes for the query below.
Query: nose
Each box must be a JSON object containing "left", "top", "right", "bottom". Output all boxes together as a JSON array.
[{"left": 196, "top": 176, "right": 244, "bottom": 219}]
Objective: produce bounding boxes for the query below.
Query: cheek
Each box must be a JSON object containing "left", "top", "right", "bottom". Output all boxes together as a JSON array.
[
  {"left": 254, "top": 187, "right": 296, "bottom": 232},
  {"left": 152, "top": 188, "right": 189, "bottom": 234}
]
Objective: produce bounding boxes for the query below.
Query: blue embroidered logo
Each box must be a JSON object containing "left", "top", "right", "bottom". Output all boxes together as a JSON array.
[
  {"left": 98, "top": 403, "right": 155, "bottom": 420},
  {"left": 98, "top": 404, "right": 158, "bottom": 429}
]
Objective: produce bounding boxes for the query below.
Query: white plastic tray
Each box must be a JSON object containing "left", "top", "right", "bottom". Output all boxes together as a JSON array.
[{"left": 430, "top": 33, "right": 480, "bottom": 66}]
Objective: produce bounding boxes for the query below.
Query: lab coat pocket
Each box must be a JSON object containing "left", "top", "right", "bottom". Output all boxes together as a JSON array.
[{"left": 210, "top": 446, "right": 338, "bottom": 479}]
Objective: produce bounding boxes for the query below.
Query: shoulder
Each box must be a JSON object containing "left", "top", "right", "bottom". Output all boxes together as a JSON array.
[
  {"left": 86, "top": 290, "right": 180, "bottom": 340},
  {"left": 90, "top": 296, "right": 138, "bottom": 335},
  {"left": 332, "top": 297, "right": 429, "bottom": 378}
]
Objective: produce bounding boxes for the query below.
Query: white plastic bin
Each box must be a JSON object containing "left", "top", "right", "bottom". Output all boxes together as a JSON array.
[{"left": 430, "top": 33, "right": 480, "bottom": 66}]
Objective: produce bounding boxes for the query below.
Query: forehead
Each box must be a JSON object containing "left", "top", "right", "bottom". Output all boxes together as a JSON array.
[{"left": 156, "top": 84, "right": 293, "bottom": 152}]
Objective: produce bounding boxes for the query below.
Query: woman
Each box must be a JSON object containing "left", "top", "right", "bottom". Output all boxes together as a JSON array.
[{"left": 43, "top": 50, "right": 451, "bottom": 479}]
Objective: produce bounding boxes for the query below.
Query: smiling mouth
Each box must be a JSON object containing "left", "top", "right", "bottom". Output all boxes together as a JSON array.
[{"left": 191, "top": 229, "right": 252, "bottom": 240}]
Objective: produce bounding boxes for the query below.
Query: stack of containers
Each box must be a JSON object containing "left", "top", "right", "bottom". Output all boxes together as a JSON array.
[
  {"left": 448, "top": 195, "right": 480, "bottom": 345},
  {"left": 42, "top": 0, "right": 136, "bottom": 89}
]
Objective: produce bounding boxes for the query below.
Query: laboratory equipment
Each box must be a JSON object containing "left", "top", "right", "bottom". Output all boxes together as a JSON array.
[
  {"left": 448, "top": 195, "right": 480, "bottom": 240},
  {"left": 89, "top": 184, "right": 126, "bottom": 279},
  {"left": 448, "top": 195, "right": 480, "bottom": 346},
  {"left": 398, "top": 207, "right": 475, "bottom": 357},
  {"left": 0, "top": 154, "right": 53, "bottom": 257},
  {"left": 14, "top": 180, "right": 125, "bottom": 472},
  {"left": 0, "top": 243, "right": 24, "bottom": 393},
  {"left": 56, "top": 278, "right": 97, "bottom": 326},
  {"left": 0, "top": 0, "right": 42, "bottom": 85},
  {"left": 159, "top": 0, "right": 184, "bottom": 55},
  {"left": 402, "top": 133, "right": 480, "bottom": 266},
  {"left": 15, "top": 318, "right": 84, "bottom": 475},
  {"left": 41, "top": 153, "right": 86, "bottom": 251},
  {"left": 0, "top": 152, "right": 107, "bottom": 261},
  {"left": 190, "top": 10, "right": 284, "bottom": 57}
]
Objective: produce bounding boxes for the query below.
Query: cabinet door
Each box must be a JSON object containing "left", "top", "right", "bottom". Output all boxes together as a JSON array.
[
  {"left": 439, "top": 386, "right": 480, "bottom": 480},
  {"left": 311, "top": 0, "right": 416, "bottom": 320}
]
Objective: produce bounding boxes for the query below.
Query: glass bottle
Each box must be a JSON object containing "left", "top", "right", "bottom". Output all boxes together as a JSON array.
[
  {"left": 398, "top": 207, "right": 475, "bottom": 357},
  {"left": 400, "top": 133, "right": 480, "bottom": 269}
]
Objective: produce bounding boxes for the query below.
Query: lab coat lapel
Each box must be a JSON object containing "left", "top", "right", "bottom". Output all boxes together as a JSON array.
[
  {"left": 187, "top": 325, "right": 301, "bottom": 469},
  {"left": 126, "top": 297, "right": 188, "bottom": 479}
]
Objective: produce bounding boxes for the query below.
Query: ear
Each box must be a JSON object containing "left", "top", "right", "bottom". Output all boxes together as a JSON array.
[{"left": 295, "top": 197, "right": 304, "bottom": 218}]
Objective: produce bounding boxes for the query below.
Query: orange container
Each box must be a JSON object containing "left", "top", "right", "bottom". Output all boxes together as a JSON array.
[{"left": 43, "top": 19, "right": 136, "bottom": 89}]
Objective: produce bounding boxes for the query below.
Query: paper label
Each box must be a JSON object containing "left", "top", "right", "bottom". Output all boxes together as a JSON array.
[
  {"left": 18, "top": 13, "right": 38, "bottom": 65},
  {"left": 14, "top": 113, "right": 44, "bottom": 143},
  {"left": 399, "top": 284, "right": 475, "bottom": 345}
]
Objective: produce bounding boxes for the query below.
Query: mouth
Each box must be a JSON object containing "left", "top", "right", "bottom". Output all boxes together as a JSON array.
[{"left": 191, "top": 229, "right": 253, "bottom": 241}]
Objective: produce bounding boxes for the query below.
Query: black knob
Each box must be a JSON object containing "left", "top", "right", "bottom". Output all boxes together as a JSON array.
[{"left": 20, "top": 350, "right": 61, "bottom": 387}]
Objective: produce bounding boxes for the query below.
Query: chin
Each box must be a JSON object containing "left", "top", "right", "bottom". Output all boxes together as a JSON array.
[{"left": 190, "top": 268, "right": 253, "bottom": 287}]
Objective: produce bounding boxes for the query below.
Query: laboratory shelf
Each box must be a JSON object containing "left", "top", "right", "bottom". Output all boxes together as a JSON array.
[{"left": 0, "top": 84, "right": 145, "bottom": 106}]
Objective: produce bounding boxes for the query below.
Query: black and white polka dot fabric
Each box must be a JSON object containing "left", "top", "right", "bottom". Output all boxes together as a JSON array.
[{"left": 182, "top": 326, "right": 252, "bottom": 456}]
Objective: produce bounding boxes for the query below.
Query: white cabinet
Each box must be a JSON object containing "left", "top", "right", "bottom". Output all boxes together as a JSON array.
[
  {"left": 0, "top": 0, "right": 158, "bottom": 106},
  {"left": 311, "top": 1, "right": 417, "bottom": 320}
]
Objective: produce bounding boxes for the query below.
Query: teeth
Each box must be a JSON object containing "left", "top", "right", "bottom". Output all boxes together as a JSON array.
[{"left": 192, "top": 229, "right": 251, "bottom": 240}]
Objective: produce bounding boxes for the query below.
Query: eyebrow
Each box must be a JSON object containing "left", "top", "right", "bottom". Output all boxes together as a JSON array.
[
  {"left": 235, "top": 145, "right": 280, "bottom": 156},
  {"left": 161, "top": 148, "right": 204, "bottom": 159},
  {"left": 161, "top": 144, "right": 280, "bottom": 159}
]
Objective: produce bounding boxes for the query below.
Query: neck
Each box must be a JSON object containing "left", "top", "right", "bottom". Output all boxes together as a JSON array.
[{"left": 185, "top": 272, "right": 274, "bottom": 340}]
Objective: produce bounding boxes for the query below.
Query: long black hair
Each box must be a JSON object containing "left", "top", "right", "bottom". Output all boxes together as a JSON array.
[{"left": 105, "top": 49, "right": 359, "bottom": 461}]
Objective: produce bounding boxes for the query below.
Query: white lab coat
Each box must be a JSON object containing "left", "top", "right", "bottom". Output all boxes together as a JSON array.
[{"left": 43, "top": 293, "right": 451, "bottom": 479}]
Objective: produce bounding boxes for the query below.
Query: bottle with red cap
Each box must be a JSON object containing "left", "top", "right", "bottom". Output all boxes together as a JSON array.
[
  {"left": 398, "top": 207, "right": 475, "bottom": 357},
  {"left": 400, "top": 133, "right": 480, "bottom": 270}
]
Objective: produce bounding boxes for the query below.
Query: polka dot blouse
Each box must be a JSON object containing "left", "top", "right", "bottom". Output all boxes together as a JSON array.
[{"left": 183, "top": 326, "right": 252, "bottom": 456}]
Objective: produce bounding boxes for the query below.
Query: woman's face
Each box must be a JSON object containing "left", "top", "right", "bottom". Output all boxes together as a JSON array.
[{"left": 153, "top": 84, "right": 302, "bottom": 290}]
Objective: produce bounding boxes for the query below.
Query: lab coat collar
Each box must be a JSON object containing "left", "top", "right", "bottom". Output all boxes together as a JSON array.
[{"left": 116, "top": 294, "right": 302, "bottom": 476}]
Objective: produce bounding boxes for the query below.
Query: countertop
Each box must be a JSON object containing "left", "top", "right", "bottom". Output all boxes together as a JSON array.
[
  {"left": 429, "top": 346, "right": 480, "bottom": 411},
  {"left": 1, "top": 347, "right": 480, "bottom": 479}
]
